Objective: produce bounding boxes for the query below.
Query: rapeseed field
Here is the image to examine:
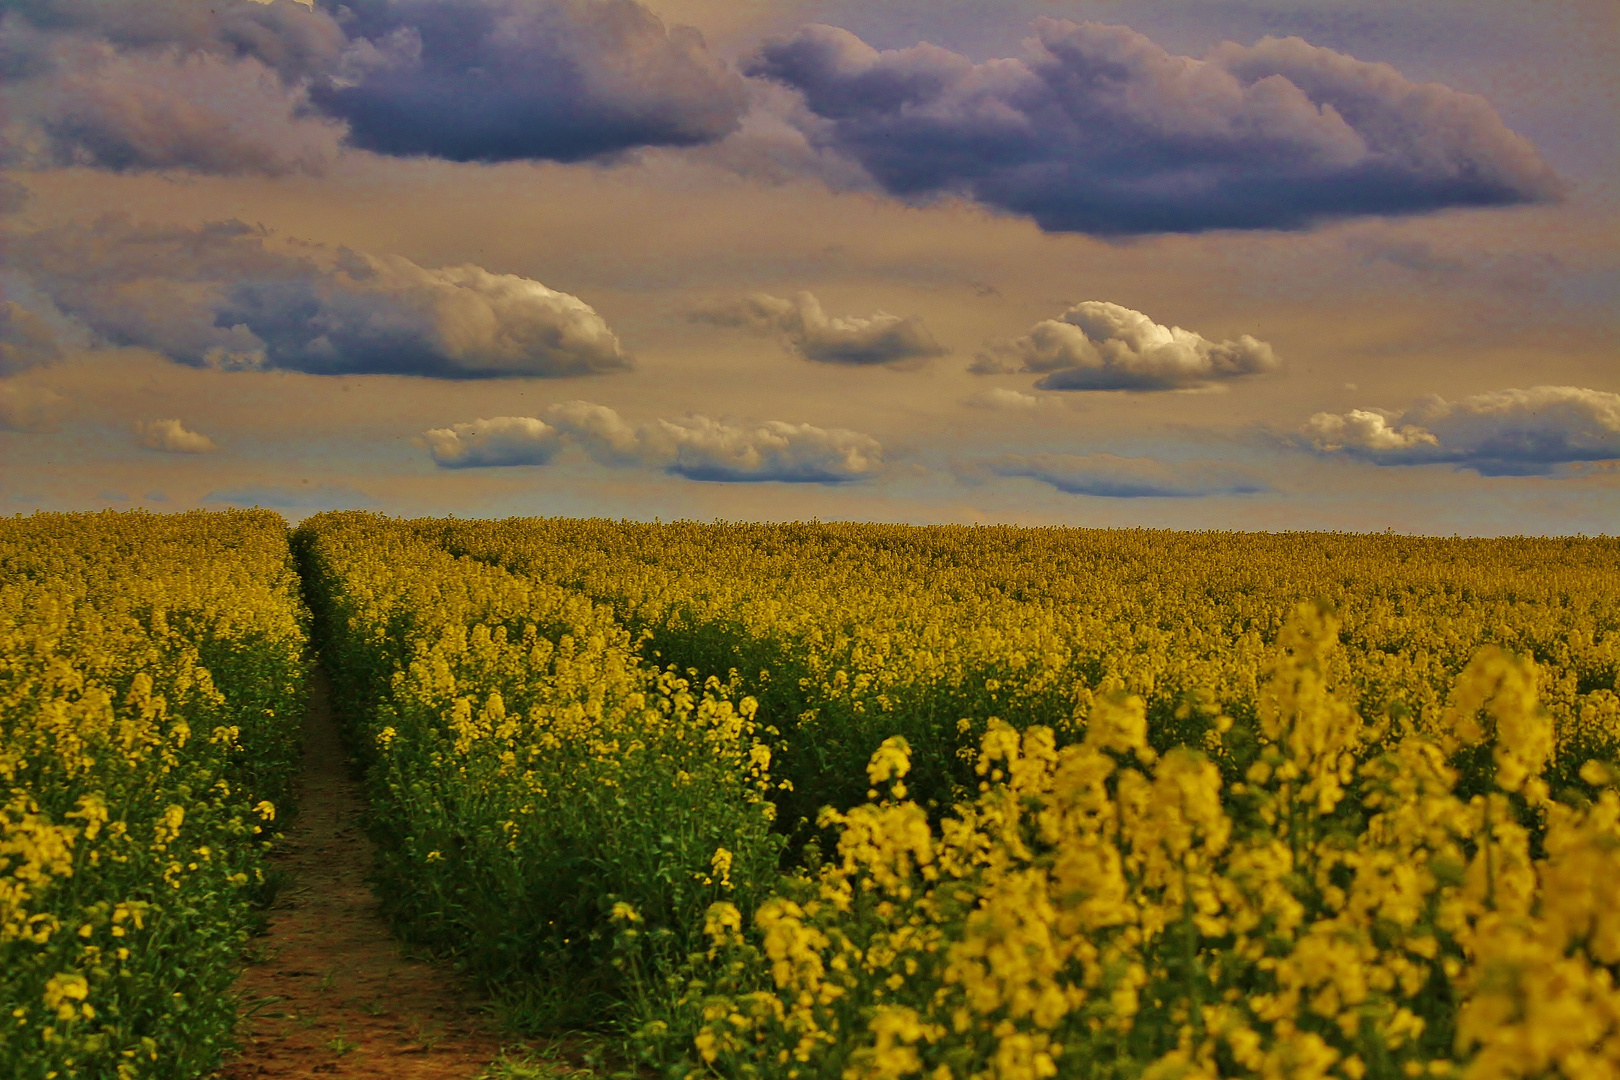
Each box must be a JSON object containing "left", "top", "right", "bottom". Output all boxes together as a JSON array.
[
  {"left": 1, "top": 511, "right": 308, "bottom": 1078},
  {"left": 6, "top": 511, "right": 1618, "bottom": 1078},
  {"left": 316, "top": 514, "right": 1620, "bottom": 1080}
]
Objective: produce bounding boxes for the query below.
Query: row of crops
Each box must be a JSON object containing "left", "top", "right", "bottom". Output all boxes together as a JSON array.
[
  {"left": 301, "top": 513, "right": 1620, "bottom": 1080},
  {"left": 424, "top": 520, "right": 1620, "bottom": 836},
  {"left": 1, "top": 512, "right": 309, "bottom": 1079},
  {"left": 5, "top": 511, "right": 1619, "bottom": 1078}
]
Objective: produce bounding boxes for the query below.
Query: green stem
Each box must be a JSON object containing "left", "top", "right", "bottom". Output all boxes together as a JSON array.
[
  {"left": 1183, "top": 872, "right": 1203, "bottom": 1042},
  {"left": 1482, "top": 795, "right": 1496, "bottom": 911}
]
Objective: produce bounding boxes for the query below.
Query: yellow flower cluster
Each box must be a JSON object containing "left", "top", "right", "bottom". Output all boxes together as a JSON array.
[
  {"left": 1, "top": 510, "right": 309, "bottom": 1079},
  {"left": 294, "top": 512, "right": 784, "bottom": 1026},
  {"left": 686, "top": 605, "right": 1620, "bottom": 1080},
  {"left": 427, "top": 521, "right": 1620, "bottom": 842},
  {"left": 296, "top": 515, "right": 1620, "bottom": 1072}
]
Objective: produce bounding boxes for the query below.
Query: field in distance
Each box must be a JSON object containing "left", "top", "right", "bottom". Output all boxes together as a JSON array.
[
  {"left": 5, "top": 512, "right": 1617, "bottom": 1080},
  {"left": 303, "top": 514, "right": 1620, "bottom": 1080}
]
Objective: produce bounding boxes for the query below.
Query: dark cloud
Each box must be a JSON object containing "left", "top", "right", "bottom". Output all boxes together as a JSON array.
[
  {"left": 425, "top": 401, "right": 884, "bottom": 483},
  {"left": 0, "top": 1, "right": 348, "bottom": 174},
  {"left": 3, "top": 44, "right": 346, "bottom": 175},
  {"left": 6, "top": 216, "right": 322, "bottom": 367},
  {"left": 311, "top": 0, "right": 747, "bottom": 163},
  {"left": 0, "top": 267, "right": 91, "bottom": 374},
  {"left": 3, "top": 215, "right": 630, "bottom": 378},
  {"left": 673, "top": 78, "right": 877, "bottom": 191},
  {"left": 1303, "top": 386, "right": 1620, "bottom": 477},
  {"left": 0, "top": 0, "right": 744, "bottom": 174},
  {"left": 3, "top": 0, "right": 348, "bottom": 83},
  {"left": 985, "top": 452, "right": 1265, "bottom": 498},
  {"left": 973, "top": 300, "right": 1278, "bottom": 391},
  {"left": 747, "top": 19, "right": 1561, "bottom": 236},
  {"left": 694, "top": 290, "right": 945, "bottom": 367}
]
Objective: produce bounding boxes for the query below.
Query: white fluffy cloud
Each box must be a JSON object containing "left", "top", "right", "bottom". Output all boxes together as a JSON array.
[
  {"left": 135, "top": 418, "right": 216, "bottom": 453},
  {"left": 219, "top": 252, "right": 630, "bottom": 377},
  {"left": 543, "top": 399, "right": 644, "bottom": 464},
  {"left": 420, "top": 416, "right": 562, "bottom": 468},
  {"left": 1303, "top": 386, "right": 1620, "bottom": 476},
  {"left": 984, "top": 452, "right": 1264, "bottom": 498},
  {"left": 973, "top": 301, "right": 1279, "bottom": 391},
  {"left": 695, "top": 291, "right": 945, "bottom": 367},
  {"left": 0, "top": 380, "right": 68, "bottom": 433},
  {"left": 648, "top": 415, "right": 881, "bottom": 482},
  {"left": 1303, "top": 410, "right": 1440, "bottom": 454},
  {"left": 425, "top": 401, "right": 882, "bottom": 483},
  {"left": 3, "top": 216, "right": 629, "bottom": 379}
]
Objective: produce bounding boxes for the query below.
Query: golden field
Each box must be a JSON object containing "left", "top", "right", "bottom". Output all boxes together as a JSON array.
[
  {"left": 1, "top": 512, "right": 308, "bottom": 1078},
  {"left": 6, "top": 511, "right": 1618, "bottom": 1079}
]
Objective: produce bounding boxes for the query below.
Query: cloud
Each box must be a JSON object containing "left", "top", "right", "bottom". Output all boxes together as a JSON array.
[
  {"left": 747, "top": 19, "right": 1560, "bottom": 236},
  {"left": 421, "top": 415, "right": 562, "bottom": 467},
  {"left": 0, "top": 3, "right": 348, "bottom": 175},
  {"left": 0, "top": 380, "right": 67, "bottom": 432},
  {"left": 1, "top": 298, "right": 67, "bottom": 373},
  {"left": 0, "top": 0, "right": 746, "bottom": 174},
  {"left": 1303, "top": 386, "right": 1620, "bottom": 476},
  {"left": 1, "top": 44, "right": 344, "bottom": 175},
  {"left": 202, "top": 481, "right": 374, "bottom": 509},
  {"left": 1346, "top": 234, "right": 1467, "bottom": 275},
  {"left": 649, "top": 415, "right": 882, "bottom": 483},
  {"left": 3, "top": 215, "right": 628, "bottom": 378},
  {"left": 4, "top": 216, "right": 313, "bottom": 369},
  {"left": 135, "top": 418, "right": 216, "bottom": 454},
  {"left": 216, "top": 251, "right": 630, "bottom": 377},
  {"left": 3, "top": 0, "right": 349, "bottom": 82},
  {"left": 973, "top": 301, "right": 1278, "bottom": 391},
  {"left": 425, "top": 400, "right": 883, "bottom": 483},
  {"left": 1, "top": 264, "right": 98, "bottom": 377},
  {"left": 1341, "top": 229, "right": 1563, "bottom": 294},
  {"left": 311, "top": 0, "right": 746, "bottom": 163},
  {"left": 542, "top": 399, "right": 644, "bottom": 463},
  {"left": 966, "top": 387, "right": 1043, "bottom": 410},
  {"left": 677, "top": 78, "right": 879, "bottom": 191},
  {"left": 695, "top": 290, "right": 945, "bottom": 367},
  {"left": 984, "top": 452, "right": 1265, "bottom": 498}
]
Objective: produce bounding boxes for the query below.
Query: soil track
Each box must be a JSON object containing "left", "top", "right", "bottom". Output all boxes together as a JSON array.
[{"left": 222, "top": 668, "right": 508, "bottom": 1079}]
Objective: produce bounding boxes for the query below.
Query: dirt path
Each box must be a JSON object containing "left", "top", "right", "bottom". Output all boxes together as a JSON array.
[{"left": 223, "top": 668, "right": 510, "bottom": 1079}]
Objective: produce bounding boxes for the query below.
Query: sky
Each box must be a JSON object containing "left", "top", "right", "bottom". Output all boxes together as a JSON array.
[{"left": 0, "top": 0, "right": 1615, "bottom": 534}]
